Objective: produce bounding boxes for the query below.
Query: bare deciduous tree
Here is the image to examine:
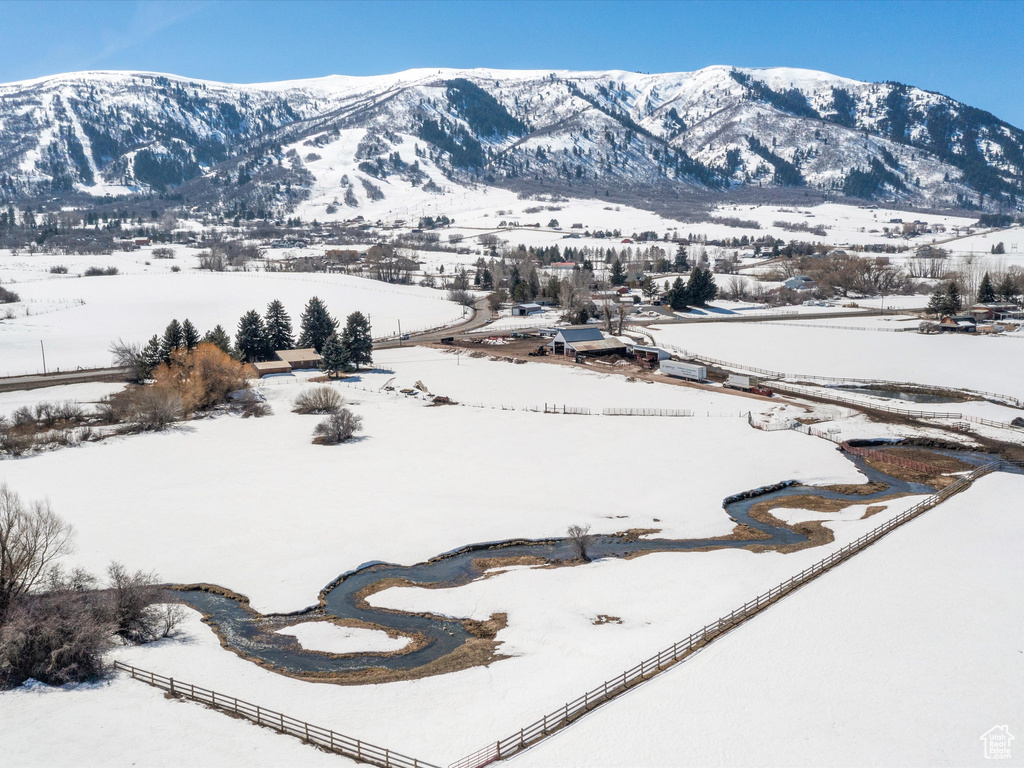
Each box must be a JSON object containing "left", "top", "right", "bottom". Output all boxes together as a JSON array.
[
  {"left": 567, "top": 524, "right": 596, "bottom": 562},
  {"left": 0, "top": 485, "right": 75, "bottom": 621}
]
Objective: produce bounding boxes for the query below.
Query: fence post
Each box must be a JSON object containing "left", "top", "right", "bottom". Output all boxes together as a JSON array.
[{"left": 169, "top": 678, "right": 174, "bottom": 696}]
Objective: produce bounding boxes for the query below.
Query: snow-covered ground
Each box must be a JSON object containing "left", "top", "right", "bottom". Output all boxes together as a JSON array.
[
  {"left": 0, "top": 381, "right": 125, "bottom": 417},
  {"left": 649, "top": 320, "right": 1024, "bottom": 400},
  {"left": 513, "top": 472, "right": 1024, "bottom": 768},
  {"left": 0, "top": 359, "right": 860, "bottom": 615},
  {"left": 276, "top": 622, "right": 410, "bottom": 655},
  {"left": 0, "top": 269, "right": 462, "bottom": 375}
]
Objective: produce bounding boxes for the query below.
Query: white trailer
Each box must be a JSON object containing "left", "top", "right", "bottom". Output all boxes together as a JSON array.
[
  {"left": 661, "top": 360, "right": 706, "bottom": 381},
  {"left": 725, "top": 373, "right": 752, "bottom": 390}
]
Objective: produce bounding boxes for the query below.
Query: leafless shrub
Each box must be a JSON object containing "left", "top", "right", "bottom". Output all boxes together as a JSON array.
[
  {"left": 104, "top": 562, "right": 177, "bottom": 645},
  {"left": 313, "top": 408, "right": 363, "bottom": 444},
  {"left": 198, "top": 250, "right": 225, "bottom": 271},
  {"left": 566, "top": 524, "right": 596, "bottom": 562},
  {"left": 126, "top": 387, "right": 185, "bottom": 431},
  {"left": 10, "top": 406, "right": 34, "bottom": 428},
  {"left": 151, "top": 247, "right": 175, "bottom": 259},
  {"left": 448, "top": 288, "right": 474, "bottom": 307},
  {"left": 293, "top": 387, "right": 343, "bottom": 414},
  {"left": 237, "top": 390, "right": 272, "bottom": 418}
]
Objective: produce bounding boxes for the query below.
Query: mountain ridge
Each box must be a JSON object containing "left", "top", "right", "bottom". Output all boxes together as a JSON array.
[{"left": 0, "top": 65, "right": 1020, "bottom": 214}]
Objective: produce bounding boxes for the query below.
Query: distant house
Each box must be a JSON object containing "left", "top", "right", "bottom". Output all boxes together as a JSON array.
[
  {"left": 550, "top": 262, "right": 576, "bottom": 272},
  {"left": 511, "top": 303, "right": 544, "bottom": 317},
  {"left": 253, "top": 348, "right": 323, "bottom": 378},
  {"left": 783, "top": 275, "right": 816, "bottom": 291},
  {"left": 134, "top": 237, "right": 151, "bottom": 246},
  {"left": 970, "top": 302, "right": 1023, "bottom": 321},
  {"left": 939, "top": 315, "right": 977, "bottom": 333}
]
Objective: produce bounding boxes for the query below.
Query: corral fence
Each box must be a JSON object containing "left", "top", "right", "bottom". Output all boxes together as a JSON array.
[
  {"left": 112, "top": 661, "right": 439, "bottom": 768},
  {"left": 449, "top": 464, "right": 996, "bottom": 768},
  {"left": 839, "top": 442, "right": 950, "bottom": 476},
  {"left": 602, "top": 407, "right": 693, "bottom": 417},
  {"left": 769, "top": 381, "right": 964, "bottom": 419}
]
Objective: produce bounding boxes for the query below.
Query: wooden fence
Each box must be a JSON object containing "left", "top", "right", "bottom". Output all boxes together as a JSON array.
[
  {"left": 839, "top": 442, "right": 950, "bottom": 475},
  {"left": 602, "top": 407, "right": 693, "bottom": 417},
  {"left": 112, "top": 661, "right": 439, "bottom": 768},
  {"left": 448, "top": 464, "right": 995, "bottom": 768}
]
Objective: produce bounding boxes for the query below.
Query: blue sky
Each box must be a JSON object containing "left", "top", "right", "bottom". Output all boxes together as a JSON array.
[{"left": 2, "top": 0, "right": 1022, "bottom": 126}]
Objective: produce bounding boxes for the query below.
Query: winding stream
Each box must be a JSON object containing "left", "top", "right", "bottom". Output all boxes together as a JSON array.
[{"left": 171, "top": 449, "right": 977, "bottom": 682}]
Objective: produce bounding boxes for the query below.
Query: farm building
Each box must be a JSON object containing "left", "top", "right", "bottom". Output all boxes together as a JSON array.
[
  {"left": 251, "top": 360, "right": 292, "bottom": 378},
  {"left": 629, "top": 345, "right": 671, "bottom": 364},
  {"left": 783, "top": 275, "right": 816, "bottom": 291},
  {"left": 275, "top": 348, "right": 322, "bottom": 369},
  {"left": 511, "top": 303, "right": 545, "bottom": 317},
  {"left": 547, "top": 328, "right": 626, "bottom": 357},
  {"left": 970, "top": 303, "right": 1023, "bottom": 321},
  {"left": 939, "top": 315, "right": 977, "bottom": 333}
]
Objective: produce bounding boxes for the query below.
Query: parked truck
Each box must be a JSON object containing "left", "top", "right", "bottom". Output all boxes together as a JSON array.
[
  {"left": 725, "top": 373, "right": 774, "bottom": 397},
  {"left": 660, "top": 360, "right": 707, "bottom": 381}
]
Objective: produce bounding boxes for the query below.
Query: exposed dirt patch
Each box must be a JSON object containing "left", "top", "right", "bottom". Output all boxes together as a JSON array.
[
  {"left": 862, "top": 505, "right": 888, "bottom": 519},
  {"left": 614, "top": 527, "right": 661, "bottom": 542},
  {"left": 592, "top": 615, "right": 622, "bottom": 625},
  {"left": 473, "top": 555, "right": 549, "bottom": 572}
]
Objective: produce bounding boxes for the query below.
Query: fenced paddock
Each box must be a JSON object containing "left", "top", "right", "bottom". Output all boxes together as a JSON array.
[
  {"left": 112, "top": 661, "right": 438, "bottom": 768},
  {"left": 448, "top": 464, "right": 995, "bottom": 768}
]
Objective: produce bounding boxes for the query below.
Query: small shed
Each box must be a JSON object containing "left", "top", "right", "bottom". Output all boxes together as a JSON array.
[
  {"left": 939, "top": 315, "right": 977, "bottom": 333},
  {"left": 275, "top": 348, "right": 322, "bottom": 369},
  {"left": 252, "top": 360, "right": 292, "bottom": 378},
  {"left": 629, "top": 345, "right": 671, "bottom": 364},
  {"left": 511, "top": 303, "right": 544, "bottom": 317},
  {"left": 548, "top": 327, "right": 606, "bottom": 355},
  {"left": 571, "top": 338, "right": 628, "bottom": 358}
]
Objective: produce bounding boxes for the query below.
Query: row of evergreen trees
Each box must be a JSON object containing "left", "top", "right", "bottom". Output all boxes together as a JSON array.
[
  {"left": 234, "top": 297, "right": 373, "bottom": 375},
  {"left": 664, "top": 267, "right": 718, "bottom": 311}
]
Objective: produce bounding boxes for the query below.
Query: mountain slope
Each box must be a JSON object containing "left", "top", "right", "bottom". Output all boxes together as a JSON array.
[{"left": 0, "top": 66, "right": 1020, "bottom": 213}]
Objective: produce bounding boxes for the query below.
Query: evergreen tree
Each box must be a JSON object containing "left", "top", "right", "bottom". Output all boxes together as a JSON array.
[
  {"left": 141, "top": 335, "right": 162, "bottom": 376},
  {"left": 926, "top": 287, "right": 946, "bottom": 316},
  {"left": 528, "top": 268, "right": 541, "bottom": 298},
  {"left": 667, "top": 277, "right": 690, "bottom": 311},
  {"left": 996, "top": 274, "right": 1019, "bottom": 302},
  {"left": 202, "top": 324, "right": 233, "bottom": 354},
  {"left": 481, "top": 268, "right": 494, "bottom": 290},
  {"left": 342, "top": 311, "right": 373, "bottom": 369},
  {"left": 945, "top": 281, "right": 963, "bottom": 314},
  {"left": 296, "top": 296, "right": 338, "bottom": 352},
  {"left": 236, "top": 309, "right": 270, "bottom": 363},
  {"left": 673, "top": 246, "right": 689, "bottom": 272},
  {"left": 264, "top": 299, "right": 294, "bottom": 351},
  {"left": 181, "top": 319, "right": 200, "bottom": 350},
  {"left": 319, "top": 333, "right": 353, "bottom": 378},
  {"left": 159, "top": 319, "right": 184, "bottom": 361},
  {"left": 977, "top": 272, "right": 996, "bottom": 303},
  {"left": 687, "top": 267, "right": 718, "bottom": 305},
  {"left": 512, "top": 281, "right": 532, "bottom": 302},
  {"left": 610, "top": 258, "right": 626, "bottom": 287}
]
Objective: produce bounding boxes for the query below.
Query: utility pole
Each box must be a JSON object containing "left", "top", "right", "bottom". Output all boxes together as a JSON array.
[
  {"left": 40, "top": 341, "right": 46, "bottom": 374},
  {"left": 398, "top": 319, "right": 402, "bottom": 346}
]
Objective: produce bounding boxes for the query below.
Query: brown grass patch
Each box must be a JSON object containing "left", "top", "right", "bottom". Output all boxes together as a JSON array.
[
  {"left": 820, "top": 481, "right": 890, "bottom": 496},
  {"left": 614, "top": 527, "right": 661, "bottom": 542},
  {"left": 862, "top": 505, "right": 888, "bottom": 519},
  {"left": 473, "top": 555, "right": 548, "bottom": 572},
  {"left": 592, "top": 615, "right": 622, "bottom": 625}
]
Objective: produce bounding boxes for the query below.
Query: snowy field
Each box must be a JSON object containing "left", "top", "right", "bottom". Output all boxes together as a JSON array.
[
  {"left": 0, "top": 358, "right": 861, "bottom": 615},
  {"left": 650, "top": 320, "right": 1024, "bottom": 400},
  {"left": 514, "top": 472, "right": 1024, "bottom": 768},
  {"left": 0, "top": 269, "right": 462, "bottom": 375}
]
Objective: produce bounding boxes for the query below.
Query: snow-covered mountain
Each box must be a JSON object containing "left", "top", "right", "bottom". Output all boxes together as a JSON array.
[{"left": 1, "top": 66, "right": 1021, "bottom": 213}]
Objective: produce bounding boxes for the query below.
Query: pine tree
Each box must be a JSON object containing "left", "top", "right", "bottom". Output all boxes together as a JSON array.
[
  {"left": 610, "top": 258, "right": 626, "bottom": 287},
  {"left": 673, "top": 246, "right": 688, "bottom": 272},
  {"left": 140, "top": 335, "right": 162, "bottom": 376},
  {"left": 342, "top": 311, "right": 373, "bottom": 369},
  {"left": 181, "top": 319, "right": 200, "bottom": 350},
  {"left": 996, "top": 274, "right": 1018, "bottom": 302},
  {"left": 202, "top": 324, "right": 233, "bottom": 354},
  {"left": 264, "top": 299, "right": 294, "bottom": 352},
  {"left": 977, "top": 272, "right": 996, "bottom": 303},
  {"left": 235, "top": 309, "right": 270, "bottom": 363},
  {"left": 667, "top": 277, "right": 690, "bottom": 311},
  {"left": 944, "top": 281, "right": 962, "bottom": 315},
  {"left": 159, "top": 319, "right": 184, "bottom": 361},
  {"left": 319, "top": 333, "right": 353, "bottom": 379},
  {"left": 687, "top": 267, "right": 718, "bottom": 305},
  {"left": 927, "top": 287, "right": 946, "bottom": 316},
  {"left": 296, "top": 296, "right": 338, "bottom": 352}
]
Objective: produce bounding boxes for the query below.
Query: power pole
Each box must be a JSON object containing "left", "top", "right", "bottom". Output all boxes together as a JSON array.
[
  {"left": 40, "top": 341, "right": 46, "bottom": 374},
  {"left": 398, "top": 319, "right": 402, "bottom": 346}
]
